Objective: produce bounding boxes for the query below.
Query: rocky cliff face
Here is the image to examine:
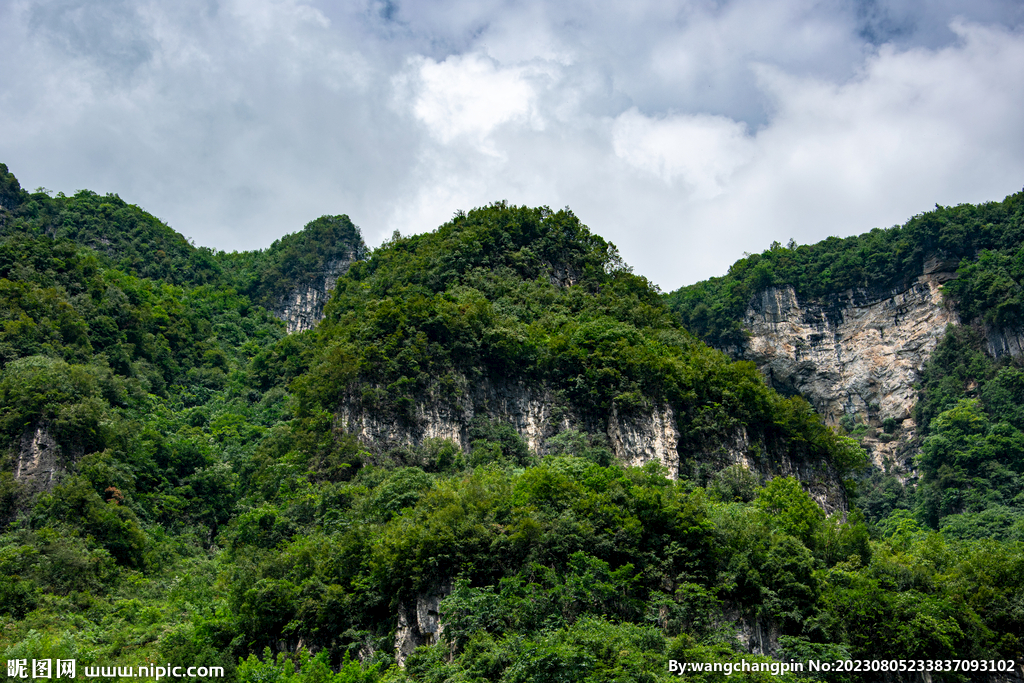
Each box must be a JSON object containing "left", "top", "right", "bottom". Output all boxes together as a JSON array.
[
  {"left": 733, "top": 262, "right": 959, "bottom": 472},
  {"left": 274, "top": 256, "right": 356, "bottom": 333},
  {"left": 337, "top": 375, "right": 848, "bottom": 512},
  {"left": 607, "top": 403, "right": 680, "bottom": 474},
  {"left": 985, "top": 323, "right": 1024, "bottom": 359},
  {"left": 13, "top": 423, "right": 61, "bottom": 495},
  {"left": 692, "top": 426, "right": 847, "bottom": 515},
  {"left": 394, "top": 583, "right": 451, "bottom": 667},
  {"left": 337, "top": 376, "right": 681, "bottom": 471}
]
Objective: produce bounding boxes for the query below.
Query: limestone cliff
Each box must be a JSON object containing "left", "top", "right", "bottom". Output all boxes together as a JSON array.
[
  {"left": 985, "top": 323, "right": 1024, "bottom": 359},
  {"left": 731, "top": 261, "right": 959, "bottom": 472},
  {"left": 691, "top": 426, "right": 847, "bottom": 515},
  {"left": 394, "top": 583, "right": 451, "bottom": 667},
  {"left": 336, "top": 376, "right": 678, "bottom": 471},
  {"left": 337, "top": 376, "right": 848, "bottom": 512},
  {"left": 13, "top": 423, "right": 61, "bottom": 495},
  {"left": 255, "top": 214, "right": 367, "bottom": 333},
  {"left": 273, "top": 256, "right": 355, "bottom": 333}
]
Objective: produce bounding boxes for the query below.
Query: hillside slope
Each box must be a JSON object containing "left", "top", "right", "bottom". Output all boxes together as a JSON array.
[
  {"left": 0, "top": 163, "right": 1021, "bottom": 682},
  {"left": 285, "top": 203, "right": 856, "bottom": 509}
]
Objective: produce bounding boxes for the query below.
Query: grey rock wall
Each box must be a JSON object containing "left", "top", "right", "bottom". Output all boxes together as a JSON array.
[
  {"left": 274, "top": 257, "right": 355, "bottom": 333},
  {"left": 336, "top": 375, "right": 848, "bottom": 511},
  {"left": 691, "top": 426, "right": 847, "bottom": 515},
  {"left": 734, "top": 270, "right": 958, "bottom": 472},
  {"left": 394, "top": 583, "right": 451, "bottom": 667},
  {"left": 338, "top": 376, "right": 679, "bottom": 477},
  {"left": 607, "top": 403, "right": 680, "bottom": 474},
  {"left": 336, "top": 376, "right": 568, "bottom": 458},
  {"left": 14, "top": 423, "right": 61, "bottom": 495},
  {"left": 985, "top": 324, "right": 1024, "bottom": 359}
]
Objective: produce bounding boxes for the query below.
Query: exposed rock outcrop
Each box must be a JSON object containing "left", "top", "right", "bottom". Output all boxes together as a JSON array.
[
  {"left": 337, "top": 376, "right": 848, "bottom": 511},
  {"left": 274, "top": 257, "right": 356, "bottom": 333},
  {"left": 733, "top": 268, "right": 958, "bottom": 471},
  {"left": 395, "top": 583, "right": 451, "bottom": 667},
  {"left": 14, "top": 423, "right": 61, "bottom": 495},
  {"left": 607, "top": 403, "right": 680, "bottom": 474},
  {"left": 985, "top": 323, "right": 1024, "bottom": 359},
  {"left": 732, "top": 611, "right": 780, "bottom": 657},
  {"left": 339, "top": 376, "right": 685, "bottom": 478},
  {"left": 337, "top": 377, "right": 572, "bottom": 458}
]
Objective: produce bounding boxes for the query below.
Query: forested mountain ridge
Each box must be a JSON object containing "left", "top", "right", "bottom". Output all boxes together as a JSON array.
[
  {"left": 0, "top": 163, "right": 367, "bottom": 331},
  {"left": 0, "top": 162, "right": 1022, "bottom": 682},
  {"left": 667, "top": 190, "right": 1024, "bottom": 548},
  {"left": 293, "top": 203, "right": 858, "bottom": 510}
]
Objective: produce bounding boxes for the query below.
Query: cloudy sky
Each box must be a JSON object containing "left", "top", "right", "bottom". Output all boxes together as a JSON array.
[{"left": 1, "top": 0, "right": 1023, "bottom": 290}]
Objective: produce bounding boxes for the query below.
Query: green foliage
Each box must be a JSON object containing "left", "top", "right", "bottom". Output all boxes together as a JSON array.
[
  {"left": 469, "top": 417, "right": 532, "bottom": 467},
  {"left": 710, "top": 464, "right": 760, "bottom": 502},
  {"left": 229, "top": 215, "right": 368, "bottom": 309},
  {"left": 237, "top": 649, "right": 382, "bottom": 683},
  {"left": 544, "top": 429, "right": 614, "bottom": 466},
  {"left": 0, "top": 163, "right": 26, "bottom": 211},
  {"left": 914, "top": 326, "right": 995, "bottom": 434},
  {"left": 368, "top": 468, "right": 433, "bottom": 522},
  {"left": 944, "top": 246, "right": 1024, "bottom": 328},
  {"left": 755, "top": 476, "right": 825, "bottom": 548},
  {"left": 293, "top": 202, "right": 858, "bottom": 479},
  {"left": 900, "top": 326, "right": 1024, "bottom": 536},
  {"left": 33, "top": 477, "right": 149, "bottom": 567},
  {"left": 3, "top": 186, "right": 219, "bottom": 285}
]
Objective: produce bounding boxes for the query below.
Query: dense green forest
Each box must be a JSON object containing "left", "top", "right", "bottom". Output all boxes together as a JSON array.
[{"left": 0, "top": 162, "right": 1022, "bottom": 682}]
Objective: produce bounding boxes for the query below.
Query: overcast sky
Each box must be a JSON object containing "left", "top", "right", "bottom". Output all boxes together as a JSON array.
[{"left": 2, "top": 0, "right": 1023, "bottom": 290}]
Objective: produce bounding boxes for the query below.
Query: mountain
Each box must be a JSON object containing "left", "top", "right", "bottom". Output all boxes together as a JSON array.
[
  {"left": 0, "top": 162, "right": 1021, "bottom": 682},
  {"left": 291, "top": 202, "right": 857, "bottom": 510},
  {"left": 667, "top": 191, "right": 1024, "bottom": 539}
]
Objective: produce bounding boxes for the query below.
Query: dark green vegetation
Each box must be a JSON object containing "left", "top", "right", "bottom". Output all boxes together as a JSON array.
[
  {"left": 295, "top": 202, "right": 863, "bottom": 475},
  {"left": 0, "top": 161, "right": 1021, "bottom": 682},
  {"left": 894, "top": 325, "right": 1024, "bottom": 541},
  {"left": 667, "top": 192, "right": 1024, "bottom": 675}
]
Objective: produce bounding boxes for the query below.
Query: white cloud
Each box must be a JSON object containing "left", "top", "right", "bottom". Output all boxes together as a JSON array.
[
  {"left": 380, "top": 17, "right": 1024, "bottom": 289},
  {"left": 729, "top": 21, "right": 1024, "bottom": 231},
  {"left": 405, "top": 53, "right": 543, "bottom": 145},
  {"left": 660, "top": 19, "right": 1024, "bottom": 283},
  {"left": 611, "top": 108, "right": 754, "bottom": 198}
]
